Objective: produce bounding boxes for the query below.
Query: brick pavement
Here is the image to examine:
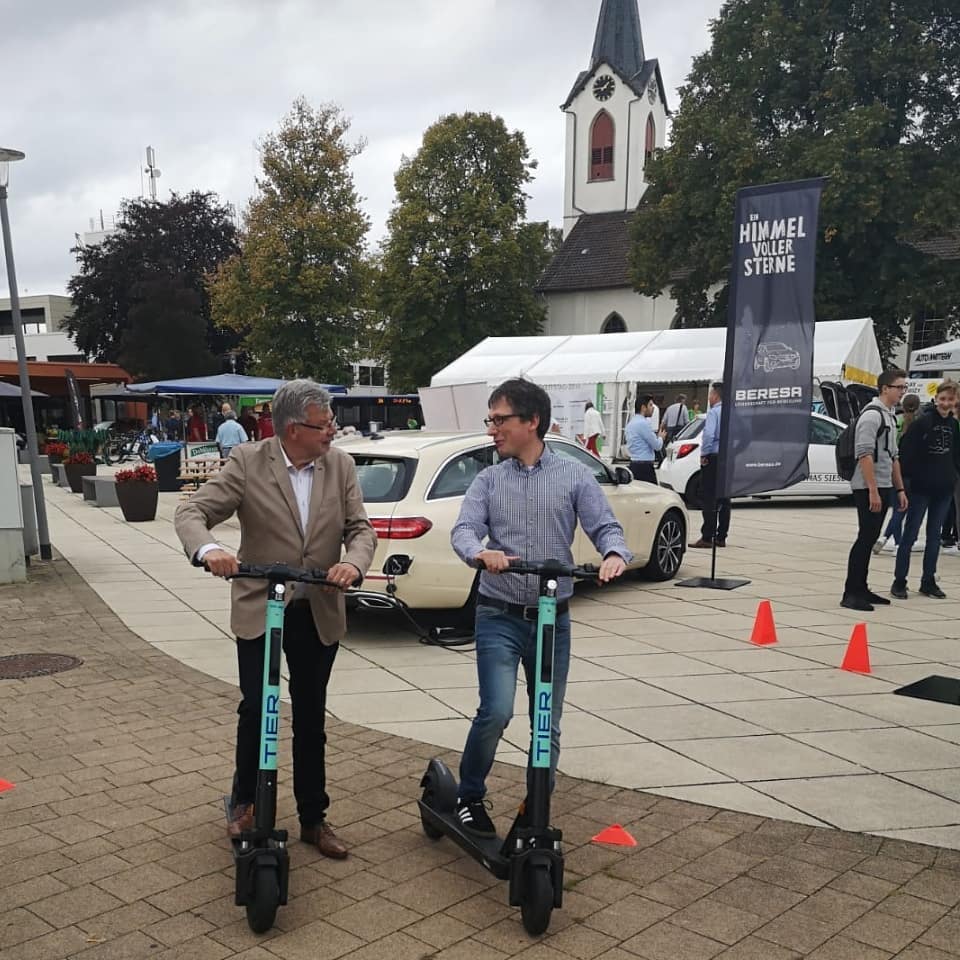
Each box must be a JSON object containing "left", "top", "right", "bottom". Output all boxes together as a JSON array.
[{"left": 5, "top": 560, "right": 960, "bottom": 960}]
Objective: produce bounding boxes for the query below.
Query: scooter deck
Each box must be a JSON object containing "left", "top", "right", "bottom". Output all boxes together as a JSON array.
[{"left": 418, "top": 799, "right": 511, "bottom": 880}]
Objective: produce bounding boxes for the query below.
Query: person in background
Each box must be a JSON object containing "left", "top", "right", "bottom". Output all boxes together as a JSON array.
[
  {"left": 891, "top": 380, "right": 959, "bottom": 600},
  {"left": 216, "top": 409, "right": 248, "bottom": 459},
  {"left": 690, "top": 382, "right": 730, "bottom": 548},
  {"left": 842, "top": 368, "right": 907, "bottom": 611},
  {"left": 624, "top": 394, "right": 666, "bottom": 484},
  {"left": 582, "top": 401, "right": 605, "bottom": 456},
  {"left": 259, "top": 402, "right": 275, "bottom": 439},
  {"left": 662, "top": 394, "right": 689, "bottom": 443},
  {"left": 187, "top": 405, "right": 208, "bottom": 443},
  {"left": 164, "top": 408, "right": 181, "bottom": 441},
  {"left": 876, "top": 392, "right": 920, "bottom": 554},
  {"left": 690, "top": 400, "right": 702, "bottom": 421},
  {"left": 238, "top": 405, "right": 260, "bottom": 442},
  {"left": 648, "top": 397, "right": 661, "bottom": 431},
  {"left": 947, "top": 391, "right": 960, "bottom": 558}
]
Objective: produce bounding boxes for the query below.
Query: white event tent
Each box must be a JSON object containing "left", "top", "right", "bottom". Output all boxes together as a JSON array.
[
  {"left": 428, "top": 318, "right": 881, "bottom": 454},
  {"left": 908, "top": 340, "right": 960, "bottom": 373}
]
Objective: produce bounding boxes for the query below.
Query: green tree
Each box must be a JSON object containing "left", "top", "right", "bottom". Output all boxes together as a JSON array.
[
  {"left": 66, "top": 192, "right": 240, "bottom": 369},
  {"left": 378, "top": 112, "right": 551, "bottom": 392},
  {"left": 209, "top": 98, "right": 371, "bottom": 382},
  {"left": 629, "top": 0, "right": 960, "bottom": 358}
]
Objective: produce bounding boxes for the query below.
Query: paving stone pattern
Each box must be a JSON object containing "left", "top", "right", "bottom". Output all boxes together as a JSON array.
[{"left": 5, "top": 559, "right": 960, "bottom": 959}]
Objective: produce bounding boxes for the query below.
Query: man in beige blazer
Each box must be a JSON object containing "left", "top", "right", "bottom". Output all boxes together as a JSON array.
[{"left": 175, "top": 379, "right": 376, "bottom": 859}]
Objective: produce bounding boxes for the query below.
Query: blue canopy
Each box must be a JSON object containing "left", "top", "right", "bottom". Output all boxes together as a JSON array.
[{"left": 125, "top": 374, "right": 347, "bottom": 396}]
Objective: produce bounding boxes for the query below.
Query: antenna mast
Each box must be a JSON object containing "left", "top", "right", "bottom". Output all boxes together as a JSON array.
[{"left": 144, "top": 146, "right": 162, "bottom": 201}]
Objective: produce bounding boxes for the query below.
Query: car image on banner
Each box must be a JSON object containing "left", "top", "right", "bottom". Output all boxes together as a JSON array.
[
  {"left": 658, "top": 412, "right": 850, "bottom": 508},
  {"left": 334, "top": 431, "right": 689, "bottom": 614}
]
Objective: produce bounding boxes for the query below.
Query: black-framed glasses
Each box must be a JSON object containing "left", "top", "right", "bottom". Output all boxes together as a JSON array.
[
  {"left": 296, "top": 418, "right": 337, "bottom": 432},
  {"left": 483, "top": 414, "right": 522, "bottom": 429}
]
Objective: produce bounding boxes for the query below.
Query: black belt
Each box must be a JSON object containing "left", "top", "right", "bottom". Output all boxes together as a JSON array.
[{"left": 478, "top": 594, "right": 569, "bottom": 622}]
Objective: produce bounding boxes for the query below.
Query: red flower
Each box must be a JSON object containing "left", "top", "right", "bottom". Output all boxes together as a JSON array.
[
  {"left": 63, "top": 451, "right": 95, "bottom": 465},
  {"left": 115, "top": 465, "right": 158, "bottom": 484}
]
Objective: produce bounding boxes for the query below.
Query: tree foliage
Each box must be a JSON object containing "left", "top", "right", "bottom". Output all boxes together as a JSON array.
[
  {"left": 209, "top": 98, "right": 371, "bottom": 383},
  {"left": 66, "top": 192, "right": 240, "bottom": 374},
  {"left": 378, "top": 112, "right": 551, "bottom": 392},
  {"left": 630, "top": 0, "right": 960, "bottom": 358}
]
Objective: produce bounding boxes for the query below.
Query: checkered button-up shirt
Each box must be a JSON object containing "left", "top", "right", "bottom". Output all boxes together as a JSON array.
[{"left": 450, "top": 448, "right": 631, "bottom": 605}]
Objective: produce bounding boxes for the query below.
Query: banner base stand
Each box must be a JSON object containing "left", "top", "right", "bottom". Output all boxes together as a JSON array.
[{"left": 676, "top": 576, "right": 751, "bottom": 591}]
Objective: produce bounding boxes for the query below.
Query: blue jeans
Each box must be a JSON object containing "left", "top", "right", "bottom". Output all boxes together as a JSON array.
[
  {"left": 458, "top": 604, "right": 571, "bottom": 802},
  {"left": 894, "top": 490, "right": 953, "bottom": 585},
  {"left": 883, "top": 481, "right": 910, "bottom": 543}
]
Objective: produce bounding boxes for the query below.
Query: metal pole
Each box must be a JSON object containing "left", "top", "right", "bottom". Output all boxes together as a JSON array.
[{"left": 0, "top": 185, "right": 52, "bottom": 560}]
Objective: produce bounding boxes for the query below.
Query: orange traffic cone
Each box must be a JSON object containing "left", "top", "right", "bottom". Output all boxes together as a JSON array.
[
  {"left": 750, "top": 600, "right": 778, "bottom": 646},
  {"left": 592, "top": 824, "right": 637, "bottom": 847},
  {"left": 0, "top": 779, "right": 14, "bottom": 792},
  {"left": 840, "top": 623, "right": 871, "bottom": 674}
]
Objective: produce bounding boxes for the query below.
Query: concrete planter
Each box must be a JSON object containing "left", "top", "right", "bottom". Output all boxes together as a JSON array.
[
  {"left": 115, "top": 480, "right": 159, "bottom": 522},
  {"left": 64, "top": 462, "right": 97, "bottom": 493}
]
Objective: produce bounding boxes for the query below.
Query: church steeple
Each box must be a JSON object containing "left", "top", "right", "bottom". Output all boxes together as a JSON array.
[{"left": 590, "top": 0, "right": 645, "bottom": 79}]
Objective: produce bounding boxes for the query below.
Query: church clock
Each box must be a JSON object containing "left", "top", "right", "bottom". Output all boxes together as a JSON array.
[{"left": 593, "top": 75, "right": 615, "bottom": 101}]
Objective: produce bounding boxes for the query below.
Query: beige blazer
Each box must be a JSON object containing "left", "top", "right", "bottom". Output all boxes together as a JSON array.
[{"left": 174, "top": 437, "right": 377, "bottom": 643}]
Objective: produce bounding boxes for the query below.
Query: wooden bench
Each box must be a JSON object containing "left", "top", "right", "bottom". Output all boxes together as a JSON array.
[
  {"left": 177, "top": 458, "right": 227, "bottom": 498},
  {"left": 81, "top": 475, "right": 120, "bottom": 508}
]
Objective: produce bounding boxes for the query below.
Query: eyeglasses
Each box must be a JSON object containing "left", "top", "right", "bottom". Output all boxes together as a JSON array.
[
  {"left": 296, "top": 419, "right": 337, "bottom": 432},
  {"left": 483, "top": 414, "right": 522, "bottom": 429},
  {"left": 886, "top": 384, "right": 908, "bottom": 391}
]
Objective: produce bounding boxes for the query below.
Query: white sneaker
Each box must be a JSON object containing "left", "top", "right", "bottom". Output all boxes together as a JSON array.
[
  {"left": 873, "top": 538, "right": 888, "bottom": 555},
  {"left": 913, "top": 541, "right": 925, "bottom": 552},
  {"left": 881, "top": 539, "right": 897, "bottom": 552},
  {"left": 942, "top": 545, "right": 960, "bottom": 555}
]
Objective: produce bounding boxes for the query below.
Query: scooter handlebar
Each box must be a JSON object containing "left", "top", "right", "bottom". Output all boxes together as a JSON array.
[
  {"left": 478, "top": 558, "right": 600, "bottom": 580},
  {"left": 225, "top": 562, "right": 363, "bottom": 588}
]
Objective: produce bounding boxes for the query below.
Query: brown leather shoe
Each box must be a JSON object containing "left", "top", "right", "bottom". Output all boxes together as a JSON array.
[
  {"left": 227, "top": 802, "right": 254, "bottom": 840},
  {"left": 715, "top": 539, "right": 726, "bottom": 547},
  {"left": 300, "top": 822, "right": 348, "bottom": 859},
  {"left": 689, "top": 538, "right": 713, "bottom": 549}
]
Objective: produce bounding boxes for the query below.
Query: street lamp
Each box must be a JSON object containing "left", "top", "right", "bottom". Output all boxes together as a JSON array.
[{"left": 0, "top": 147, "right": 52, "bottom": 560}]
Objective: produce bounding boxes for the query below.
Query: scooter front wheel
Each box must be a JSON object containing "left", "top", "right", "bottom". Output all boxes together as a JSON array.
[
  {"left": 520, "top": 864, "right": 554, "bottom": 936},
  {"left": 246, "top": 865, "right": 280, "bottom": 933}
]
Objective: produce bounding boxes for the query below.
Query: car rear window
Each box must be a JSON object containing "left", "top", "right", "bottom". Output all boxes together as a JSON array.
[
  {"left": 674, "top": 418, "right": 705, "bottom": 440},
  {"left": 350, "top": 456, "right": 417, "bottom": 503}
]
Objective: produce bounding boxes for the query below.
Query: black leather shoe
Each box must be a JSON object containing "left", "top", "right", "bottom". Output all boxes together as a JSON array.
[
  {"left": 920, "top": 580, "right": 947, "bottom": 599},
  {"left": 890, "top": 582, "right": 908, "bottom": 600},
  {"left": 866, "top": 592, "right": 890, "bottom": 606},
  {"left": 840, "top": 595, "right": 874, "bottom": 612}
]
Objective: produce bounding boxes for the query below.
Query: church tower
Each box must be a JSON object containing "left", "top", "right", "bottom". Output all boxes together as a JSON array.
[
  {"left": 538, "top": 0, "right": 674, "bottom": 337},
  {"left": 561, "top": 0, "right": 667, "bottom": 237}
]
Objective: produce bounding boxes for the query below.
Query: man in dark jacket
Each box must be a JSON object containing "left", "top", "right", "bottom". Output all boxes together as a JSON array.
[{"left": 892, "top": 381, "right": 960, "bottom": 599}]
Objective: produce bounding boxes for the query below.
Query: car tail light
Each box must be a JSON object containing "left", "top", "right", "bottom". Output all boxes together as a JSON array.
[
  {"left": 370, "top": 517, "right": 433, "bottom": 539},
  {"left": 675, "top": 443, "right": 698, "bottom": 459}
]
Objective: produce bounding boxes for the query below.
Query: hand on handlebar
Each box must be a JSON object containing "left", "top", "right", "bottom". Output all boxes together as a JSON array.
[
  {"left": 597, "top": 554, "right": 626, "bottom": 584},
  {"left": 321, "top": 562, "right": 363, "bottom": 594},
  {"left": 475, "top": 550, "right": 519, "bottom": 574},
  {"left": 203, "top": 549, "right": 239, "bottom": 578}
]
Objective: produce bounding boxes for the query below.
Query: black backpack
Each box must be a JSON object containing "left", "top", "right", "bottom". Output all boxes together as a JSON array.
[{"left": 835, "top": 407, "right": 888, "bottom": 481}]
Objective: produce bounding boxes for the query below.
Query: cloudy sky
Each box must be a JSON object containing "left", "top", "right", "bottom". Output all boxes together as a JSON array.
[{"left": 3, "top": 0, "right": 722, "bottom": 298}]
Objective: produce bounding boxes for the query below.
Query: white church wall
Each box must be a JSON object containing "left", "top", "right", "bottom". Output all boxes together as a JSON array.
[{"left": 543, "top": 287, "right": 677, "bottom": 336}]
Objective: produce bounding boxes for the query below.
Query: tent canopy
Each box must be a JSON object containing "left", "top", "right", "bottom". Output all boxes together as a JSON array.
[
  {"left": 909, "top": 339, "right": 960, "bottom": 372},
  {"left": 430, "top": 318, "right": 881, "bottom": 388},
  {"left": 123, "top": 374, "right": 347, "bottom": 396},
  {"left": 0, "top": 381, "right": 47, "bottom": 399}
]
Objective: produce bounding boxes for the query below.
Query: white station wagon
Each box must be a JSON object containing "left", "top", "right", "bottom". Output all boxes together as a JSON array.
[{"left": 335, "top": 431, "right": 690, "bottom": 613}]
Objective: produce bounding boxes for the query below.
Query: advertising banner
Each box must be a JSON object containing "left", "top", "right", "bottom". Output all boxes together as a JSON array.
[
  {"left": 63, "top": 368, "right": 85, "bottom": 429},
  {"left": 185, "top": 441, "right": 220, "bottom": 460},
  {"left": 718, "top": 178, "right": 825, "bottom": 499}
]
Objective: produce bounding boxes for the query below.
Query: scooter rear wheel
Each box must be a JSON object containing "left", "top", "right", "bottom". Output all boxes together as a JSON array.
[
  {"left": 520, "top": 864, "right": 554, "bottom": 936},
  {"left": 246, "top": 865, "right": 280, "bottom": 933}
]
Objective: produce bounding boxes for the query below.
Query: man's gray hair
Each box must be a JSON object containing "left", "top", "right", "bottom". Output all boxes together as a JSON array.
[
  {"left": 224, "top": 409, "right": 238, "bottom": 420},
  {"left": 272, "top": 379, "right": 332, "bottom": 436}
]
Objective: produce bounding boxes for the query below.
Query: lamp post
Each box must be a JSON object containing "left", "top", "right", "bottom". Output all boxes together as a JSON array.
[{"left": 0, "top": 148, "right": 52, "bottom": 560}]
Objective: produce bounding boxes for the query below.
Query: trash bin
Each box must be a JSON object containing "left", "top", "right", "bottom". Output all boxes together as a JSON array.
[{"left": 147, "top": 441, "right": 184, "bottom": 492}]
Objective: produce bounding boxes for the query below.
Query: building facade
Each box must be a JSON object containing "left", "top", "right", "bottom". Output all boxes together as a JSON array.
[{"left": 539, "top": 0, "right": 677, "bottom": 336}]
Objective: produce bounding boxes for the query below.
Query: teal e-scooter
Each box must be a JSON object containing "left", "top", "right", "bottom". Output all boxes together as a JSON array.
[
  {"left": 223, "top": 561, "right": 363, "bottom": 933},
  {"left": 418, "top": 559, "right": 598, "bottom": 936}
]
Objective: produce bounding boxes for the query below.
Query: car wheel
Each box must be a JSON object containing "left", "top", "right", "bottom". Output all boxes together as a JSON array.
[
  {"left": 641, "top": 509, "right": 686, "bottom": 581},
  {"left": 684, "top": 472, "right": 703, "bottom": 510}
]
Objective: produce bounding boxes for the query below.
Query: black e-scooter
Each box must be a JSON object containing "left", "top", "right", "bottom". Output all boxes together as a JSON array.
[
  {"left": 222, "top": 561, "right": 363, "bottom": 933},
  {"left": 418, "top": 559, "right": 598, "bottom": 936}
]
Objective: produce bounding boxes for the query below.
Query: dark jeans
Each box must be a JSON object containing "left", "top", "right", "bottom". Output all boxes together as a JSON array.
[
  {"left": 883, "top": 479, "right": 910, "bottom": 544},
  {"left": 629, "top": 460, "right": 658, "bottom": 485},
  {"left": 232, "top": 601, "right": 338, "bottom": 828},
  {"left": 845, "top": 487, "right": 891, "bottom": 598},
  {"left": 895, "top": 490, "right": 953, "bottom": 585},
  {"left": 700, "top": 454, "right": 730, "bottom": 541}
]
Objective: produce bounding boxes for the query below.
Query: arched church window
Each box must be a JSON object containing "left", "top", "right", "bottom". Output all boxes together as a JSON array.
[
  {"left": 590, "top": 111, "right": 614, "bottom": 181},
  {"left": 644, "top": 114, "right": 656, "bottom": 162},
  {"left": 601, "top": 312, "right": 627, "bottom": 334}
]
